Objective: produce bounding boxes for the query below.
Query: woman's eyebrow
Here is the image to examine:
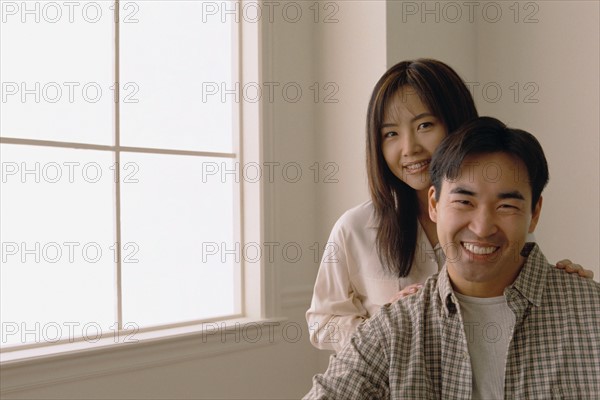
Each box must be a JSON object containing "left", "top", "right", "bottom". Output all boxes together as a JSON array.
[
  {"left": 381, "top": 113, "right": 435, "bottom": 130},
  {"left": 411, "top": 112, "right": 434, "bottom": 122}
]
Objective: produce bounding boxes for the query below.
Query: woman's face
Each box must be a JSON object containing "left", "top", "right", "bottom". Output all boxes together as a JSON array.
[{"left": 380, "top": 86, "right": 448, "bottom": 192}]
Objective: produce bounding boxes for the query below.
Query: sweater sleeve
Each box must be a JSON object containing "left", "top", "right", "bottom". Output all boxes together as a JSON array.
[{"left": 306, "top": 214, "right": 371, "bottom": 352}]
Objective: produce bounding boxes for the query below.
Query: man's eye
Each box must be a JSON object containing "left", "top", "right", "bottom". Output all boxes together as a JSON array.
[
  {"left": 453, "top": 200, "right": 471, "bottom": 206},
  {"left": 418, "top": 122, "right": 433, "bottom": 130}
]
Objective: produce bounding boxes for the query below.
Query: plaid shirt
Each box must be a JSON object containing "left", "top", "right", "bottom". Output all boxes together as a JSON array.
[{"left": 304, "top": 244, "right": 600, "bottom": 399}]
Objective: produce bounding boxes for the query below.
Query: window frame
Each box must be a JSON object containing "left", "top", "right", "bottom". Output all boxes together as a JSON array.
[{"left": 0, "top": 0, "right": 273, "bottom": 365}]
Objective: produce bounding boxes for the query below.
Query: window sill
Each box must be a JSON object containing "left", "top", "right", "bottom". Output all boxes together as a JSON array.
[{"left": 0, "top": 317, "right": 288, "bottom": 395}]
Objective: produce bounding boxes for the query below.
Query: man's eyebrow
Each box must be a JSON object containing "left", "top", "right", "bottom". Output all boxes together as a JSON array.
[
  {"left": 449, "top": 187, "right": 475, "bottom": 196},
  {"left": 498, "top": 191, "right": 525, "bottom": 201},
  {"left": 449, "top": 188, "right": 526, "bottom": 201}
]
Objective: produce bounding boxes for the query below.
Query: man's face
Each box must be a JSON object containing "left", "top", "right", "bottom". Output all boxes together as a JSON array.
[{"left": 428, "top": 152, "right": 542, "bottom": 297}]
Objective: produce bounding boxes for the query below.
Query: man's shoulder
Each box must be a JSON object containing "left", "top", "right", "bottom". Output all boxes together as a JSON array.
[
  {"left": 523, "top": 244, "right": 599, "bottom": 299},
  {"left": 353, "top": 274, "right": 443, "bottom": 355},
  {"left": 533, "top": 252, "right": 600, "bottom": 318},
  {"left": 377, "top": 273, "right": 443, "bottom": 323},
  {"left": 545, "top": 262, "right": 600, "bottom": 296}
]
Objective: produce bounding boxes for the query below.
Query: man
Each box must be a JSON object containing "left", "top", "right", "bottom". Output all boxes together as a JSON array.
[{"left": 304, "top": 117, "right": 600, "bottom": 399}]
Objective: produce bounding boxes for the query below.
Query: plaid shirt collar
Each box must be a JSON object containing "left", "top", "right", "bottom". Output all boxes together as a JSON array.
[{"left": 437, "top": 242, "right": 547, "bottom": 315}]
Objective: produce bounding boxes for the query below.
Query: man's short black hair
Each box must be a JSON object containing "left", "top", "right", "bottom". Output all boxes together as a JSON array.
[{"left": 430, "top": 116, "right": 549, "bottom": 211}]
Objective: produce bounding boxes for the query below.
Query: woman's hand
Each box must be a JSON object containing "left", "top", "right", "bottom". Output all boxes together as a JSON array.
[
  {"left": 388, "top": 283, "right": 423, "bottom": 303},
  {"left": 555, "top": 259, "right": 594, "bottom": 279}
]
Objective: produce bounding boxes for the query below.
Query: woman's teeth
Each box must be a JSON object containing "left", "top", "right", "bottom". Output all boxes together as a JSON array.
[
  {"left": 405, "top": 160, "right": 429, "bottom": 171},
  {"left": 462, "top": 243, "right": 498, "bottom": 255}
]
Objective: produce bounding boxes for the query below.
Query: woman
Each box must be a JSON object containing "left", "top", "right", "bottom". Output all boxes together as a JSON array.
[{"left": 306, "top": 59, "right": 591, "bottom": 352}]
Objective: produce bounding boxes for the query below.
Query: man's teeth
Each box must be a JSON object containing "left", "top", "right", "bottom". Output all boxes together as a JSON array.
[
  {"left": 462, "top": 243, "right": 498, "bottom": 255},
  {"left": 405, "top": 160, "right": 429, "bottom": 170}
]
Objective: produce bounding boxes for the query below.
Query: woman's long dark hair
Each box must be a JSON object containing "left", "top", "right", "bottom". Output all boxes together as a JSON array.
[{"left": 366, "top": 59, "right": 478, "bottom": 277}]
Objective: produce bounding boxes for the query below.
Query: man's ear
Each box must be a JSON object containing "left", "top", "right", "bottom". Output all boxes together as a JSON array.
[
  {"left": 428, "top": 186, "right": 438, "bottom": 223},
  {"left": 528, "top": 195, "right": 543, "bottom": 233}
]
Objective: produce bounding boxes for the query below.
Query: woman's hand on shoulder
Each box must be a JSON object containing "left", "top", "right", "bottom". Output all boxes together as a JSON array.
[
  {"left": 388, "top": 283, "right": 423, "bottom": 303},
  {"left": 555, "top": 259, "right": 594, "bottom": 279}
]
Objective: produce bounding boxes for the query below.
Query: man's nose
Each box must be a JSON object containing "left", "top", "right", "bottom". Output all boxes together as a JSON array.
[{"left": 468, "top": 207, "right": 499, "bottom": 238}]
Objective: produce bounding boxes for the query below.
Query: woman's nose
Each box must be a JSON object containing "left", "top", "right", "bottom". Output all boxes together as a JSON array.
[{"left": 401, "top": 132, "right": 422, "bottom": 156}]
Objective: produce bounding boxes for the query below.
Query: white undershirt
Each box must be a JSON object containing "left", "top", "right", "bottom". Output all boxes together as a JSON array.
[{"left": 454, "top": 292, "right": 516, "bottom": 400}]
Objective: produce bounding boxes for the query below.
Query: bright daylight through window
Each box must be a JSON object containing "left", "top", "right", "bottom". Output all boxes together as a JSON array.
[{"left": 0, "top": 0, "right": 243, "bottom": 352}]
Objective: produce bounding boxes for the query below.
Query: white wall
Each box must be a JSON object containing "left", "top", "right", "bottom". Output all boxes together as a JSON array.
[
  {"left": 474, "top": 1, "right": 600, "bottom": 273},
  {"left": 386, "top": 0, "right": 599, "bottom": 276},
  {"left": 2, "top": 1, "right": 598, "bottom": 399},
  {"left": 386, "top": 0, "right": 477, "bottom": 76}
]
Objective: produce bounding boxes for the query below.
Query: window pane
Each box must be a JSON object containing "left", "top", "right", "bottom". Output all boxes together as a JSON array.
[
  {"left": 120, "top": 1, "right": 234, "bottom": 153},
  {"left": 120, "top": 152, "right": 238, "bottom": 328},
  {"left": 0, "top": 1, "right": 113, "bottom": 144},
  {"left": 0, "top": 144, "right": 116, "bottom": 347}
]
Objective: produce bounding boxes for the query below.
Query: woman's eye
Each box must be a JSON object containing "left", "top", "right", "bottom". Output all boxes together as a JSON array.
[
  {"left": 383, "top": 131, "right": 397, "bottom": 138},
  {"left": 418, "top": 122, "right": 433, "bottom": 130}
]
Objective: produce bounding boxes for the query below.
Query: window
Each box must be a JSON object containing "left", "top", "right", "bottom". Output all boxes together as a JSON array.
[{"left": 1, "top": 0, "right": 262, "bottom": 354}]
